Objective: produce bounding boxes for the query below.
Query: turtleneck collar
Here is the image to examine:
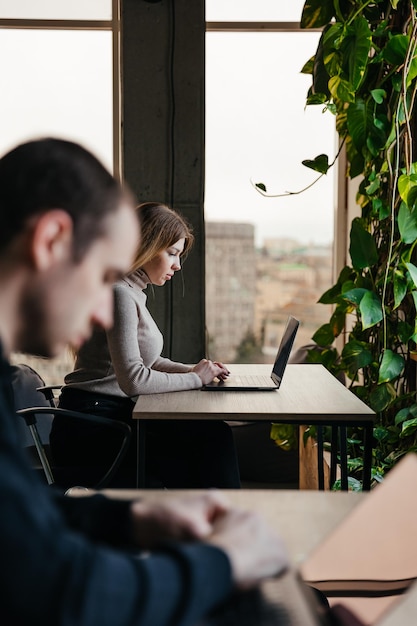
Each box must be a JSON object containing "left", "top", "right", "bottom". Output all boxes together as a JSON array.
[{"left": 123, "top": 268, "right": 150, "bottom": 291}]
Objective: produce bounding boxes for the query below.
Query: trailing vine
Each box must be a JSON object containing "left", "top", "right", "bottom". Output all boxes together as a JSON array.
[{"left": 295, "top": 0, "right": 417, "bottom": 483}]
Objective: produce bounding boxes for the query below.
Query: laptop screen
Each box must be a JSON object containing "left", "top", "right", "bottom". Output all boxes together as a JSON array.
[{"left": 271, "top": 316, "right": 300, "bottom": 386}]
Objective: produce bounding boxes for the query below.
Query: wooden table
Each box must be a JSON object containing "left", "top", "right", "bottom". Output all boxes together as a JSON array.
[
  {"left": 133, "top": 363, "right": 376, "bottom": 490},
  {"left": 104, "top": 488, "right": 364, "bottom": 565},
  {"left": 99, "top": 486, "right": 417, "bottom": 624}
]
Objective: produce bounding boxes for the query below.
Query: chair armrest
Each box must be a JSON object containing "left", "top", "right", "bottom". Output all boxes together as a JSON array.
[
  {"left": 17, "top": 407, "right": 131, "bottom": 489},
  {"left": 36, "top": 385, "right": 62, "bottom": 406}
]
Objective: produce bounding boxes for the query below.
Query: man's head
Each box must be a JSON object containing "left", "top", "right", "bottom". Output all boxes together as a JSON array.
[{"left": 0, "top": 137, "right": 139, "bottom": 357}]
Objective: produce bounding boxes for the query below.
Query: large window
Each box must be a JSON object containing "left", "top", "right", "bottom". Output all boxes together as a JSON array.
[
  {"left": 0, "top": 29, "right": 113, "bottom": 169},
  {"left": 0, "top": 0, "right": 119, "bottom": 383},
  {"left": 205, "top": 1, "right": 337, "bottom": 362}
]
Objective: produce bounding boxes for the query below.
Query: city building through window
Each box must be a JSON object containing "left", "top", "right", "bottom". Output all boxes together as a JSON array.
[{"left": 205, "top": 1, "right": 337, "bottom": 363}]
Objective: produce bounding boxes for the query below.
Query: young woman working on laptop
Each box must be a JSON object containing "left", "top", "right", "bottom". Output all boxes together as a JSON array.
[{"left": 50, "top": 202, "right": 241, "bottom": 488}]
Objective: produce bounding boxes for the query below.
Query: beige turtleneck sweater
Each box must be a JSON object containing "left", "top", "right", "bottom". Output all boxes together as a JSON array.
[{"left": 63, "top": 269, "right": 202, "bottom": 399}]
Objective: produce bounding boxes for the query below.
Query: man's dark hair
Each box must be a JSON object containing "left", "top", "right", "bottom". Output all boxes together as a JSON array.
[{"left": 0, "top": 137, "right": 129, "bottom": 260}]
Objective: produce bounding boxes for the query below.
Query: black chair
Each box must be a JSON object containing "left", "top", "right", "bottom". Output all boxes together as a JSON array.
[{"left": 11, "top": 364, "right": 131, "bottom": 489}]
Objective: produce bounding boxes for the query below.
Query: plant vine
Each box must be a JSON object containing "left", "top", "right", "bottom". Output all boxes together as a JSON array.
[{"left": 270, "top": 0, "right": 417, "bottom": 486}]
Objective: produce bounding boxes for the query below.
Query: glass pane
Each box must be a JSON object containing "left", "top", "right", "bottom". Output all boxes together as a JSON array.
[
  {"left": 3, "top": 28, "right": 114, "bottom": 384},
  {"left": 0, "top": 0, "right": 112, "bottom": 20},
  {"left": 205, "top": 31, "right": 336, "bottom": 363},
  {"left": 0, "top": 29, "right": 113, "bottom": 172},
  {"left": 206, "top": 0, "right": 305, "bottom": 22}
]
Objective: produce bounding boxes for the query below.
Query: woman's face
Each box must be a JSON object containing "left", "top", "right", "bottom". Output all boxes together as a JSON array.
[{"left": 143, "top": 238, "right": 185, "bottom": 286}]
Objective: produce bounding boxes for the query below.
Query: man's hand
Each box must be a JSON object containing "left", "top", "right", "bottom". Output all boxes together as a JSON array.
[
  {"left": 130, "top": 491, "right": 230, "bottom": 548},
  {"left": 207, "top": 508, "right": 289, "bottom": 589}
]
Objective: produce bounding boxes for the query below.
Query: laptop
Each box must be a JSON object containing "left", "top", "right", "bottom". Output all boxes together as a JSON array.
[
  {"left": 202, "top": 315, "right": 299, "bottom": 391},
  {"left": 197, "top": 454, "right": 417, "bottom": 626}
]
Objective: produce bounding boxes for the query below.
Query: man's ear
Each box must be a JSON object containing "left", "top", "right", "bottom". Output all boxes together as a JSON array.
[{"left": 30, "top": 210, "right": 74, "bottom": 270}]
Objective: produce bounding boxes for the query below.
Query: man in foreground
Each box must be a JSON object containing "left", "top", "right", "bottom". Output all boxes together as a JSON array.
[{"left": 0, "top": 137, "right": 288, "bottom": 625}]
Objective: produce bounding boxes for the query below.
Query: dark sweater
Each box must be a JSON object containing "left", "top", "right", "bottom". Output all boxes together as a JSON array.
[{"left": 0, "top": 344, "right": 232, "bottom": 625}]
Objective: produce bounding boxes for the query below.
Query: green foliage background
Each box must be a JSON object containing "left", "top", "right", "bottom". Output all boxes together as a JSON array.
[{"left": 299, "top": 0, "right": 417, "bottom": 483}]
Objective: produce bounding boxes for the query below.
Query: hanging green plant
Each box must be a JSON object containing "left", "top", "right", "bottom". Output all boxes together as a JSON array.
[{"left": 296, "top": 0, "right": 417, "bottom": 483}]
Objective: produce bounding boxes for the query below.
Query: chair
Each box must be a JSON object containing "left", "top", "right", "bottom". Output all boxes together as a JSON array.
[{"left": 11, "top": 364, "right": 131, "bottom": 489}]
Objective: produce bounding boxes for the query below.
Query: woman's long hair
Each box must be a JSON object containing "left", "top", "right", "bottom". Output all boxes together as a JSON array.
[{"left": 130, "top": 202, "right": 194, "bottom": 272}]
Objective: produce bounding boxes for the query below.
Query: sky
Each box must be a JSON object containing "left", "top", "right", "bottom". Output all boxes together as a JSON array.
[
  {"left": 0, "top": 28, "right": 113, "bottom": 171},
  {"left": 205, "top": 29, "right": 337, "bottom": 247}
]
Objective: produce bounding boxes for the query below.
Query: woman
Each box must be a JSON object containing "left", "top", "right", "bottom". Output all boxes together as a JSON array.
[{"left": 50, "top": 202, "right": 241, "bottom": 488}]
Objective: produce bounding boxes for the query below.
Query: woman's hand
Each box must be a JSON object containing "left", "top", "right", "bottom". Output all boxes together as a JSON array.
[{"left": 192, "top": 359, "right": 230, "bottom": 384}]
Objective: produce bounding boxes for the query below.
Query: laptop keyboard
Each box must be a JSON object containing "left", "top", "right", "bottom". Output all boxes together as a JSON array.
[{"left": 231, "top": 375, "right": 274, "bottom": 387}]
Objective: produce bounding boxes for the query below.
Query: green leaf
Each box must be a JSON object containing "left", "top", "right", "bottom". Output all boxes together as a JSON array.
[
  {"left": 371, "top": 89, "right": 386, "bottom": 104},
  {"left": 349, "top": 219, "right": 378, "bottom": 269},
  {"left": 373, "top": 114, "right": 389, "bottom": 131},
  {"left": 270, "top": 423, "right": 297, "bottom": 451},
  {"left": 318, "top": 283, "right": 342, "bottom": 304},
  {"left": 301, "top": 0, "right": 334, "bottom": 29},
  {"left": 329, "top": 308, "right": 345, "bottom": 336},
  {"left": 342, "top": 16, "right": 372, "bottom": 91},
  {"left": 365, "top": 177, "right": 380, "bottom": 195},
  {"left": 373, "top": 426, "right": 390, "bottom": 442},
  {"left": 255, "top": 182, "right": 267, "bottom": 192},
  {"left": 383, "top": 34, "right": 409, "bottom": 66},
  {"left": 332, "top": 477, "right": 362, "bottom": 492},
  {"left": 398, "top": 173, "right": 417, "bottom": 206},
  {"left": 341, "top": 287, "right": 367, "bottom": 305},
  {"left": 393, "top": 271, "right": 407, "bottom": 309},
  {"left": 341, "top": 339, "right": 373, "bottom": 371},
  {"left": 302, "top": 153, "right": 329, "bottom": 174},
  {"left": 349, "top": 152, "right": 365, "bottom": 179},
  {"left": 398, "top": 202, "right": 417, "bottom": 244},
  {"left": 328, "top": 76, "right": 355, "bottom": 103},
  {"left": 395, "top": 407, "right": 412, "bottom": 426},
  {"left": 401, "top": 417, "right": 417, "bottom": 438},
  {"left": 312, "top": 323, "right": 335, "bottom": 346},
  {"left": 369, "top": 383, "right": 396, "bottom": 412},
  {"left": 406, "top": 262, "right": 417, "bottom": 289},
  {"left": 305, "top": 346, "right": 339, "bottom": 371},
  {"left": 408, "top": 185, "right": 417, "bottom": 209},
  {"left": 300, "top": 56, "right": 315, "bottom": 74},
  {"left": 340, "top": 280, "right": 356, "bottom": 294},
  {"left": 406, "top": 55, "right": 417, "bottom": 88},
  {"left": 398, "top": 320, "right": 414, "bottom": 343},
  {"left": 347, "top": 99, "right": 374, "bottom": 150},
  {"left": 311, "top": 27, "right": 331, "bottom": 97},
  {"left": 378, "top": 349, "right": 405, "bottom": 383},
  {"left": 360, "top": 290, "right": 383, "bottom": 329},
  {"left": 306, "top": 93, "right": 328, "bottom": 105},
  {"left": 373, "top": 198, "right": 390, "bottom": 220}
]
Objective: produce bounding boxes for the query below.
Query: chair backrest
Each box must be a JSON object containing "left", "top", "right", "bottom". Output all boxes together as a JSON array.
[
  {"left": 12, "top": 363, "right": 132, "bottom": 489},
  {"left": 10, "top": 364, "right": 54, "bottom": 446}
]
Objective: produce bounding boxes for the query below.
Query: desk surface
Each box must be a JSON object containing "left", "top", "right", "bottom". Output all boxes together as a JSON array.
[
  {"left": 133, "top": 363, "right": 375, "bottom": 424},
  {"left": 102, "top": 488, "right": 414, "bottom": 624},
  {"left": 104, "top": 488, "right": 363, "bottom": 565}
]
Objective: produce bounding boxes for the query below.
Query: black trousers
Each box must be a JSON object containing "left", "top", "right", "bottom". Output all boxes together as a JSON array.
[{"left": 50, "top": 388, "right": 241, "bottom": 489}]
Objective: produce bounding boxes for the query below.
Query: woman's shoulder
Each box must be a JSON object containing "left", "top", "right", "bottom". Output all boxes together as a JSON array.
[
  {"left": 114, "top": 279, "right": 132, "bottom": 293},
  {"left": 113, "top": 278, "right": 146, "bottom": 308}
]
